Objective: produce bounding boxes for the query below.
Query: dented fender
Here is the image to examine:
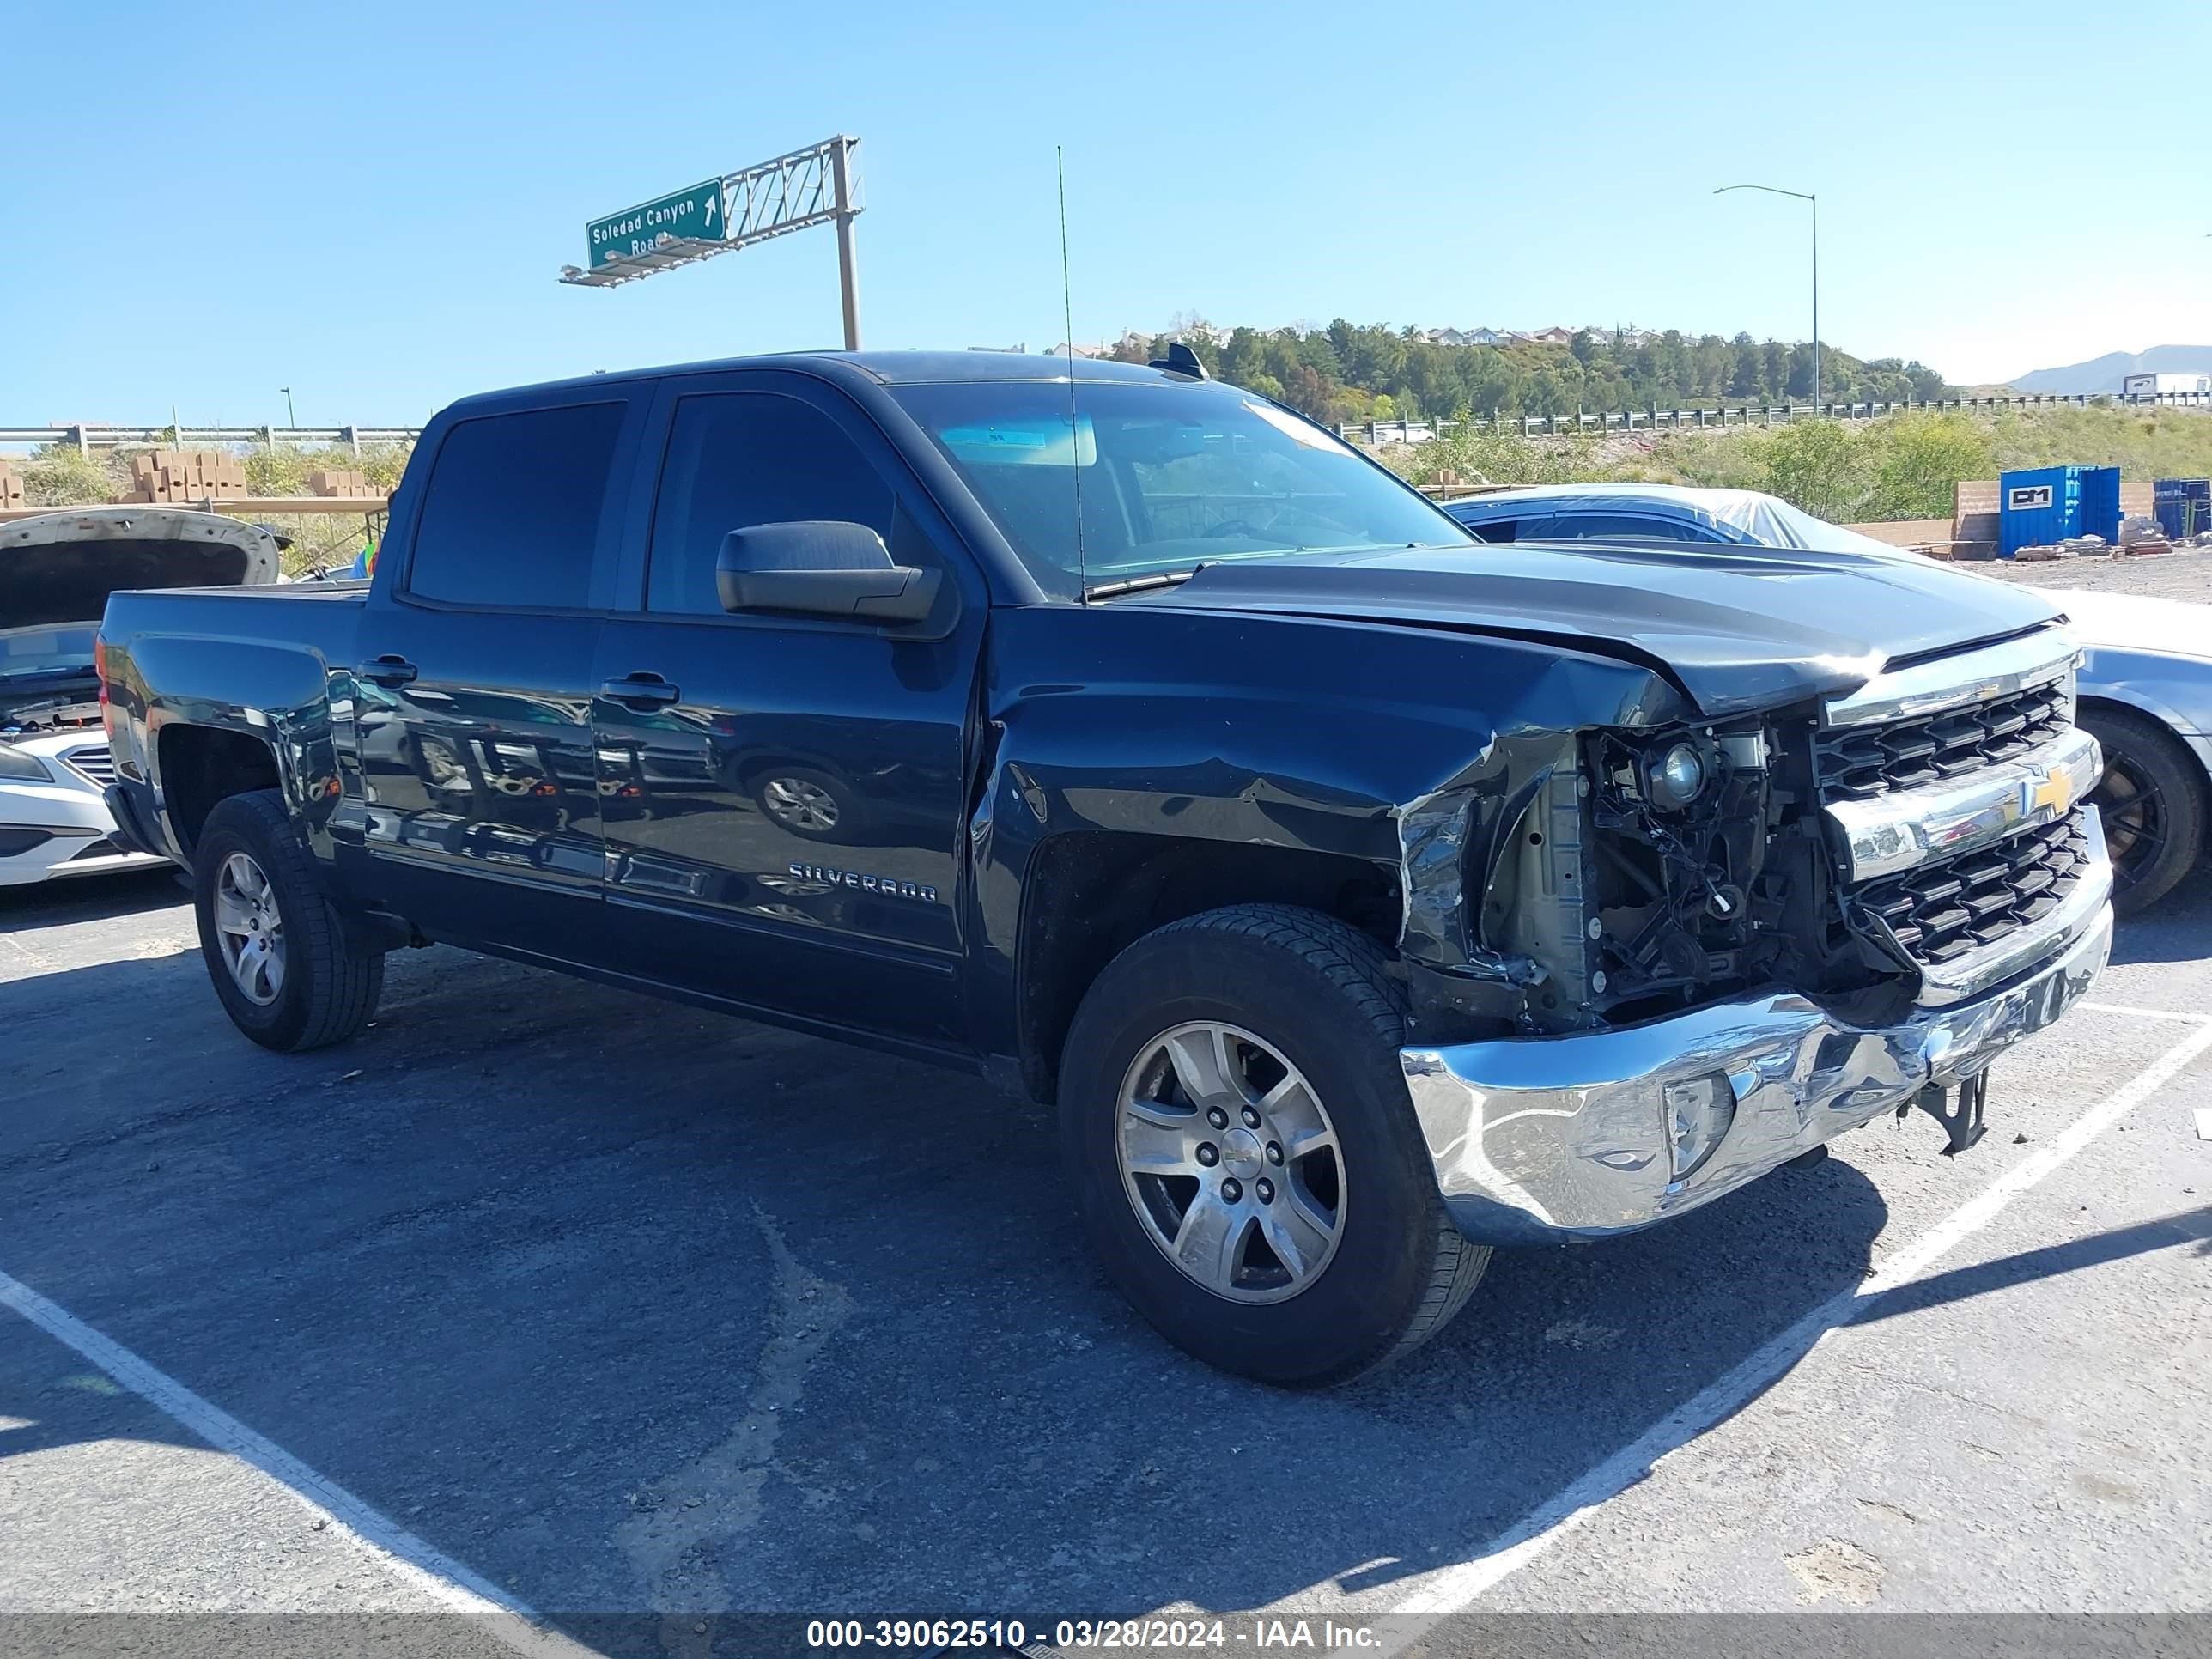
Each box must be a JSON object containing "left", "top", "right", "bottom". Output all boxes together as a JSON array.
[{"left": 969, "top": 602, "right": 1687, "bottom": 1049}]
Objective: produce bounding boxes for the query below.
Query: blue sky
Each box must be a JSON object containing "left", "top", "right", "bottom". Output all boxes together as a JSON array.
[{"left": 7, "top": 0, "right": 2205, "bottom": 426}]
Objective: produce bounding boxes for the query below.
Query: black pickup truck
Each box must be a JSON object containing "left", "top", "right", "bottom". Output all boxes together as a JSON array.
[{"left": 97, "top": 351, "right": 2113, "bottom": 1385}]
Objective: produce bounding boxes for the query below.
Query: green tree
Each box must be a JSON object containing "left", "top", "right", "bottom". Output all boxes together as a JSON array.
[
  {"left": 1727, "top": 332, "right": 1765, "bottom": 400},
  {"left": 1866, "top": 413, "right": 1996, "bottom": 519},
  {"left": 1757, "top": 418, "right": 1871, "bottom": 520}
]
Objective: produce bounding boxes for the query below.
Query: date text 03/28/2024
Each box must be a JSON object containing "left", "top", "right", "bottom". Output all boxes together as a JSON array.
[{"left": 804, "top": 1617, "right": 1382, "bottom": 1649}]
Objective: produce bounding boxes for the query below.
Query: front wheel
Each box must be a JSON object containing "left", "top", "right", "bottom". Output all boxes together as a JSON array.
[
  {"left": 750, "top": 764, "right": 866, "bottom": 842},
  {"left": 2082, "top": 706, "right": 2205, "bottom": 916},
  {"left": 1060, "top": 905, "right": 1489, "bottom": 1387},
  {"left": 192, "top": 789, "right": 384, "bottom": 1052}
]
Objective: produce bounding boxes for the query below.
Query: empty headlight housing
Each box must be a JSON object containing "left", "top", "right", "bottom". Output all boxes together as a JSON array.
[{"left": 1662, "top": 1072, "right": 1736, "bottom": 1179}]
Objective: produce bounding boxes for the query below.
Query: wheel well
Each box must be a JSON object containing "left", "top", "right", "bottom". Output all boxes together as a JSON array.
[
  {"left": 2080, "top": 695, "right": 2212, "bottom": 791},
  {"left": 1015, "top": 832, "right": 1400, "bottom": 1102},
  {"left": 158, "top": 725, "right": 281, "bottom": 855}
]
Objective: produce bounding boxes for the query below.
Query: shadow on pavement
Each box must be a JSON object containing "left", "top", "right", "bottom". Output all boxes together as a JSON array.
[
  {"left": 0, "top": 942, "right": 1905, "bottom": 1626},
  {"left": 1850, "top": 1205, "right": 2212, "bottom": 1328},
  {"left": 2110, "top": 866, "right": 2212, "bottom": 967},
  {"left": 0, "top": 867, "right": 185, "bottom": 932}
]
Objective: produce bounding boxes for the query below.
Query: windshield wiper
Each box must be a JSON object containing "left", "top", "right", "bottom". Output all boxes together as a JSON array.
[{"left": 1081, "top": 569, "right": 1200, "bottom": 602}]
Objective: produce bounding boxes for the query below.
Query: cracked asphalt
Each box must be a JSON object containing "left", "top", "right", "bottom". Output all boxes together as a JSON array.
[{"left": 3, "top": 865, "right": 2209, "bottom": 1656}]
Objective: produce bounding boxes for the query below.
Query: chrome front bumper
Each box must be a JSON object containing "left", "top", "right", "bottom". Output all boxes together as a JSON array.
[{"left": 1401, "top": 859, "right": 2113, "bottom": 1246}]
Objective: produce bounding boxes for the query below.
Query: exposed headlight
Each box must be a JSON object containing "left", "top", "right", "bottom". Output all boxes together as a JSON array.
[
  {"left": 1649, "top": 741, "right": 1708, "bottom": 809},
  {"left": 1663, "top": 1072, "right": 1736, "bottom": 1179},
  {"left": 0, "top": 743, "right": 52, "bottom": 783}
]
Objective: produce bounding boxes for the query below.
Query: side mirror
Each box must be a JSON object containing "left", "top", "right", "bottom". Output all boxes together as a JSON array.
[{"left": 715, "top": 521, "right": 941, "bottom": 625}]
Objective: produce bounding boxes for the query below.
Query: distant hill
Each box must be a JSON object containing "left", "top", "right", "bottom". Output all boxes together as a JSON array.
[{"left": 2008, "top": 344, "right": 2212, "bottom": 394}]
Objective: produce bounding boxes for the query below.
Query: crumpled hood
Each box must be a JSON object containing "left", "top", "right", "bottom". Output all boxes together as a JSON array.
[{"left": 1126, "top": 542, "right": 2065, "bottom": 718}]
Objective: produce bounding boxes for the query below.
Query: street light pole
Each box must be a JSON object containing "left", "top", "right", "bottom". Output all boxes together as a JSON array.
[
  {"left": 1715, "top": 184, "right": 1818, "bottom": 414},
  {"left": 280, "top": 386, "right": 296, "bottom": 428}
]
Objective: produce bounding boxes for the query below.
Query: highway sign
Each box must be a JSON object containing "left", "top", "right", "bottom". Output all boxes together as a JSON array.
[
  {"left": 586, "top": 179, "right": 726, "bottom": 268},
  {"left": 562, "top": 138, "right": 861, "bottom": 349}
]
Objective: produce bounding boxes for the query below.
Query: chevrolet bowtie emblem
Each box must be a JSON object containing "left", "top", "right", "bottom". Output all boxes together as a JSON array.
[{"left": 2027, "top": 765, "right": 2078, "bottom": 817}]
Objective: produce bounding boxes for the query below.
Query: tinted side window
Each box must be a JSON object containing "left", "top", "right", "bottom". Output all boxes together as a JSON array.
[
  {"left": 648, "top": 392, "right": 895, "bottom": 616},
  {"left": 1459, "top": 514, "right": 1522, "bottom": 544},
  {"left": 1537, "top": 513, "right": 1715, "bottom": 543},
  {"left": 408, "top": 403, "right": 625, "bottom": 609}
]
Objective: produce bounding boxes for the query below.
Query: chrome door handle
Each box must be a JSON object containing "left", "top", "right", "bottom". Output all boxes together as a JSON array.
[{"left": 600, "top": 674, "right": 681, "bottom": 706}]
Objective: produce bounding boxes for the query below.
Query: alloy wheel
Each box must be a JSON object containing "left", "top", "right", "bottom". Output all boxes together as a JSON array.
[
  {"left": 1115, "top": 1021, "right": 1346, "bottom": 1304},
  {"left": 213, "top": 852, "right": 286, "bottom": 1006},
  {"left": 762, "top": 775, "right": 840, "bottom": 833},
  {"left": 2091, "top": 750, "right": 2168, "bottom": 897}
]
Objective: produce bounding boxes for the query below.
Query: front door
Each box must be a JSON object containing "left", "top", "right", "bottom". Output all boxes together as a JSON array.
[
  {"left": 589, "top": 379, "right": 986, "bottom": 1045},
  {"left": 354, "top": 394, "right": 635, "bottom": 959}
]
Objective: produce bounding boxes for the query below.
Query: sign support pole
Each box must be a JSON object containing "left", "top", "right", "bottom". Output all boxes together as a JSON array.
[{"left": 831, "top": 137, "right": 861, "bottom": 352}]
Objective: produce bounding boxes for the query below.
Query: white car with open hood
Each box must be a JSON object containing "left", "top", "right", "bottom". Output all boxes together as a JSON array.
[{"left": 1, "top": 507, "right": 282, "bottom": 885}]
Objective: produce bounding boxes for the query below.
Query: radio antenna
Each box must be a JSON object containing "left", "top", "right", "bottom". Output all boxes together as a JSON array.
[{"left": 1058, "top": 145, "right": 1087, "bottom": 601}]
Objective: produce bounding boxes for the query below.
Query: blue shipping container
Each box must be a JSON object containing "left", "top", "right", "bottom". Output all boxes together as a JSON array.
[
  {"left": 1998, "top": 465, "right": 2122, "bottom": 556},
  {"left": 2155, "top": 477, "right": 2210, "bottom": 539}
]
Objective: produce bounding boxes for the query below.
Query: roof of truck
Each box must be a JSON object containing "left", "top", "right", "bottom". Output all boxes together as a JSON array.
[{"left": 441, "top": 351, "right": 1186, "bottom": 412}]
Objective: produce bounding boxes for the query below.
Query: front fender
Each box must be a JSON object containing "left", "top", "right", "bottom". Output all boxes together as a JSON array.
[
  {"left": 969, "top": 603, "right": 1686, "bottom": 1028},
  {"left": 2081, "top": 647, "right": 2212, "bottom": 754}
]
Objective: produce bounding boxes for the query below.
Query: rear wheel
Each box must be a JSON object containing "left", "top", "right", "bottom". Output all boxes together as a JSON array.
[
  {"left": 192, "top": 790, "right": 383, "bottom": 1051},
  {"left": 2082, "top": 706, "right": 2205, "bottom": 915},
  {"left": 1060, "top": 904, "right": 1489, "bottom": 1387}
]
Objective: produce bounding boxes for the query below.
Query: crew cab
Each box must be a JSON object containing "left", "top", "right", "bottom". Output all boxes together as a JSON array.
[{"left": 95, "top": 352, "right": 2113, "bottom": 1385}]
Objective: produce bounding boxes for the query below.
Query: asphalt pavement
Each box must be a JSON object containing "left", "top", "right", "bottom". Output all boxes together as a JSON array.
[{"left": 2, "top": 866, "right": 2209, "bottom": 1657}]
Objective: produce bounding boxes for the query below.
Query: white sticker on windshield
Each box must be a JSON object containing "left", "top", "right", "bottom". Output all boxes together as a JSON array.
[{"left": 1243, "top": 399, "right": 1347, "bottom": 452}]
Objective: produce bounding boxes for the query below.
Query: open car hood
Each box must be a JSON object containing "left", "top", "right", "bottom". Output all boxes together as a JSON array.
[
  {"left": 1124, "top": 542, "right": 2066, "bottom": 718},
  {"left": 1, "top": 507, "right": 281, "bottom": 630}
]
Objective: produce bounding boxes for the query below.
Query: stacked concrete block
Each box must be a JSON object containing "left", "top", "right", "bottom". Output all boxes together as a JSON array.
[
  {"left": 307, "top": 468, "right": 382, "bottom": 498},
  {"left": 129, "top": 450, "right": 248, "bottom": 502}
]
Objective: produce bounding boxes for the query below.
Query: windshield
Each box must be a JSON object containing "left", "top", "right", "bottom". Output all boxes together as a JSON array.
[{"left": 890, "top": 380, "right": 1473, "bottom": 594}]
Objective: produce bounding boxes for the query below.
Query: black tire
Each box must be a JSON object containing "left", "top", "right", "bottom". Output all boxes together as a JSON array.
[
  {"left": 191, "top": 789, "right": 384, "bottom": 1052},
  {"left": 750, "top": 763, "right": 867, "bottom": 843},
  {"left": 1060, "top": 904, "right": 1490, "bottom": 1388},
  {"left": 2082, "top": 706, "right": 2206, "bottom": 916}
]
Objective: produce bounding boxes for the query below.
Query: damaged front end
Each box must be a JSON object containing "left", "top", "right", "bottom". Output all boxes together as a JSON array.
[
  {"left": 1392, "top": 629, "right": 2113, "bottom": 1243},
  {"left": 1399, "top": 708, "right": 1871, "bottom": 1042}
]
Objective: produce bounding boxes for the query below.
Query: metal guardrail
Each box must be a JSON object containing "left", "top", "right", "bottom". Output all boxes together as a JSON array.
[
  {"left": 1335, "top": 390, "right": 2212, "bottom": 444},
  {"left": 0, "top": 496, "right": 391, "bottom": 525},
  {"left": 0, "top": 425, "right": 422, "bottom": 454},
  {"left": 6, "top": 388, "right": 2206, "bottom": 455}
]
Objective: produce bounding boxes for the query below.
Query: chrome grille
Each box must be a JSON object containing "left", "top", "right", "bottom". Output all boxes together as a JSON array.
[
  {"left": 1814, "top": 680, "right": 2071, "bottom": 805},
  {"left": 62, "top": 744, "right": 117, "bottom": 787},
  {"left": 1851, "top": 809, "right": 2094, "bottom": 969}
]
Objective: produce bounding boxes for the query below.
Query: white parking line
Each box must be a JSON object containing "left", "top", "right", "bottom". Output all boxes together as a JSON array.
[
  {"left": 2077, "top": 999, "right": 2212, "bottom": 1025},
  {"left": 1389, "top": 1013, "right": 2212, "bottom": 1619},
  {"left": 0, "top": 1268, "right": 599, "bottom": 1658}
]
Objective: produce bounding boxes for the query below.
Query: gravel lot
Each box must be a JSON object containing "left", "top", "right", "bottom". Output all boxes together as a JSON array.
[
  {"left": 3, "top": 865, "right": 2209, "bottom": 1656},
  {"left": 1980, "top": 543, "right": 2212, "bottom": 603}
]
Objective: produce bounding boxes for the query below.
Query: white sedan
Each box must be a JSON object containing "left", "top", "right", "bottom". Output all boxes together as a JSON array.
[
  {"left": 0, "top": 726, "right": 167, "bottom": 884},
  {"left": 2, "top": 505, "right": 282, "bottom": 887}
]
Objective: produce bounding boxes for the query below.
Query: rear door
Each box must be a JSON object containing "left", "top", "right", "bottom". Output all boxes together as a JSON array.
[
  {"left": 354, "top": 390, "right": 643, "bottom": 960},
  {"left": 588, "top": 372, "right": 987, "bottom": 1046}
]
